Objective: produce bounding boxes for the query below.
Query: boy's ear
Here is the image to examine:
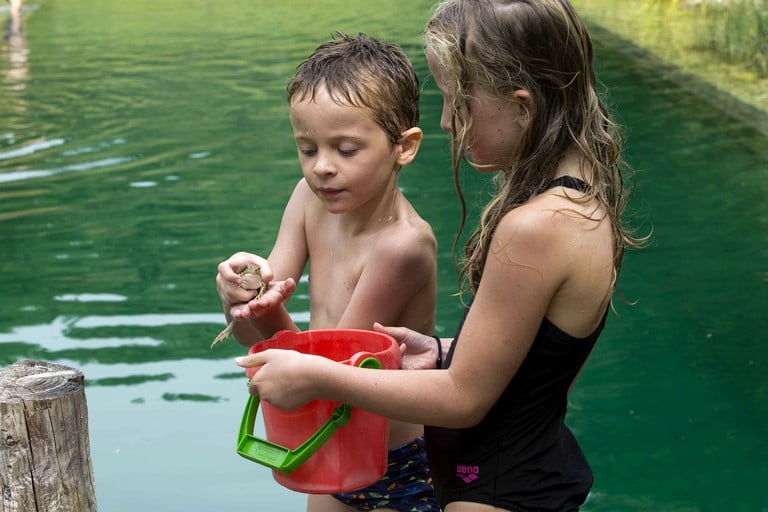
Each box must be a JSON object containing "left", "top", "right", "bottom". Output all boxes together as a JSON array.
[{"left": 396, "top": 127, "right": 423, "bottom": 166}]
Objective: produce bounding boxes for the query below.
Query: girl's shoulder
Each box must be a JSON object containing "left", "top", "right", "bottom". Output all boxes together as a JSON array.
[
  {"left": 495, "top": 191, "right": 607, "bottom": 254},
  {"left": 494, "top": 202, "right": 563, "bottom": 258},
  {"left": 517, "top": 185, "right": 606, "bottom": 225}
]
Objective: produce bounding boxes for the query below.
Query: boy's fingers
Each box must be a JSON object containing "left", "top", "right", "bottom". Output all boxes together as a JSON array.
[
  {"left": 217, "top": 261, "right": 239, "bottom": 281},
  {"left": 230, "top": 303, "right": 252, "bottom": 319}
]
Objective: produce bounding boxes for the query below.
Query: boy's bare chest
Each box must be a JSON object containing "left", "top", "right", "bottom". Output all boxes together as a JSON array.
[{"left": 305, "top": 229, "right": 373, "bottom": 326}]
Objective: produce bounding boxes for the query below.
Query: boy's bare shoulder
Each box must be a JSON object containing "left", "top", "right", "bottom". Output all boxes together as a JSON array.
[
  {"left": 394, "top": 208, "right": 436, "bottom": 247},
  {"left": 372, "top": 210, "right": 436, "bottom": 267},
  {"left": 402, "top": 210, "right": 436, "bottom": 242},
  {"left": 292, "top": 178, "right": 314, "bottom": 199},
  {"left": 290, "top": 178, "right": 325, "bottom": 219}
]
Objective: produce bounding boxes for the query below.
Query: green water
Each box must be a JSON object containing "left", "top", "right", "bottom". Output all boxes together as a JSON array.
[{"left": 1, "top": 1, "right": 766, "bottom": 511}]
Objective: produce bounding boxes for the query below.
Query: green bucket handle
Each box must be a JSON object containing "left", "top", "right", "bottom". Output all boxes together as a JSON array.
[{"left": 236, "top": 353, "right": 382, "bottom": 473}]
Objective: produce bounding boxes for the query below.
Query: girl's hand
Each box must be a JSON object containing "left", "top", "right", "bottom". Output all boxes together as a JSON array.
[
  {"left": 236, "top": 349, "right": 328, "bottom": 410},
  {"left": 373, "top": 322, "right": 439, "bottom": 370}
]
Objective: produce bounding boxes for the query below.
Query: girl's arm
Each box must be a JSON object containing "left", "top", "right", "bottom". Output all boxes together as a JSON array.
[{"left": 239, "top": 205, "right": 565, "bottom": 427}]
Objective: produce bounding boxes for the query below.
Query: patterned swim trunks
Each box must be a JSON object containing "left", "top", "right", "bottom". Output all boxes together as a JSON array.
[{"left": 332, "top": 437, "right": 440, "bottom": 511}]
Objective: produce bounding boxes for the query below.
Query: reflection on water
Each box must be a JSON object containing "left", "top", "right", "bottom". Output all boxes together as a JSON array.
[
  {"left": 0, "top": 1, "right": 766, "bottom": 511},
  {"left": 0, "top": 137, "right": 136, "bottom": 185},
  {"left": 0, "top": 310, "right": 310, "bottom": 351},
  {"left": 3, "top": 0, "right": 26, "bottom": 86}
]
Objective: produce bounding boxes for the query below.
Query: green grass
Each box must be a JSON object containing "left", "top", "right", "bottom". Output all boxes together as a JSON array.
[
  {"left": 571, "top": 0, "right": 768, "bottom": 130},
  {"left": 695, "top": 0, "right": 768, "bottom": 77}
]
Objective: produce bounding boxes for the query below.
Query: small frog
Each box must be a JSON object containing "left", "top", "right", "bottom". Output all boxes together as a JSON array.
[{"left": 210, "top": 265, "right": 266, "bottom": 348}]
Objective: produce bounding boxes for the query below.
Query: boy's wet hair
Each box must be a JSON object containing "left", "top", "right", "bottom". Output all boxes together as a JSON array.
[{"left": 287, "top": 32, "right": 420, "bottom": 145}]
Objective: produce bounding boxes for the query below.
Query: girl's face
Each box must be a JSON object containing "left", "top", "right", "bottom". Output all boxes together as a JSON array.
[
  {"left": 427, "top": 52, "right": 528, "bottom": 171},
  {"left": 289, "top": 87, "right": 401, "bottom": 214}
]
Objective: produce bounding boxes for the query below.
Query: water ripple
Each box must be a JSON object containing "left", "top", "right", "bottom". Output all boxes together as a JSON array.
[
  {"left": 0, "top": 311, "right": 311, "bottom": 350},
  {"left": 0, "top": 137, "right": 65, "bottom": 160},
  {"left": 0, "top": 156, "right": 133, "bottom": 183}
]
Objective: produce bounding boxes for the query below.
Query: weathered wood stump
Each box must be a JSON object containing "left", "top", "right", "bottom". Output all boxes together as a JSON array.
[{"left": 0, "top": 360, "right": 97, "bottom": 511}]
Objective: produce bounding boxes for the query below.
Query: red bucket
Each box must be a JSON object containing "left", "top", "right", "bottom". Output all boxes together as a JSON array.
[{"left": 237, "top": 329, "right": 401, "bottom": 494}]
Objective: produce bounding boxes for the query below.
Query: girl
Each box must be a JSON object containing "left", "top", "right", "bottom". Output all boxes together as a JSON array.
[{"left": 238, "top": 1, "right": 645, "bottom": 510}]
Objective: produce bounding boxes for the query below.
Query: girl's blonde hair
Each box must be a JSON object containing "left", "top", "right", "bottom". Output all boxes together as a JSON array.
[{"left": 425, "top": 0, "right": 645, "bottom": 295}]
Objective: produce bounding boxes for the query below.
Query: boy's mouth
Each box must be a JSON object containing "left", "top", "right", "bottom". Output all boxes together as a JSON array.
[{"left": 317, "top": 187, "right": 343, "bottom": 199}]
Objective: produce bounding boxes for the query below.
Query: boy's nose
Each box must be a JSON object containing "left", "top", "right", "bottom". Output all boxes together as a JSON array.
[{"left": 313, "top": 153, "right": 337, "bottom": 176}]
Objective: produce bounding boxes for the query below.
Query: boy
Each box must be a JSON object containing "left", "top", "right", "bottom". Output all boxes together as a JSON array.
[{"left": 216, "top": 33, "right": 439, "bottom": 512}]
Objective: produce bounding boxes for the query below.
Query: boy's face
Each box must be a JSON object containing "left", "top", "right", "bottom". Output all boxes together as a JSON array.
[{"left": 289, "top": 87, "right": 401, "bottom": 215}]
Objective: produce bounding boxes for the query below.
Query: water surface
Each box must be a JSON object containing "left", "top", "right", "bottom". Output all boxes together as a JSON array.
[{"left": 1, "top": 2, "right": 766, "bottom": 511}]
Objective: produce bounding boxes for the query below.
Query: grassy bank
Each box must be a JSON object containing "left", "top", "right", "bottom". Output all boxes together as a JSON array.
[{"left": 573, "top": 0, "right": 768, "bottom": 134}]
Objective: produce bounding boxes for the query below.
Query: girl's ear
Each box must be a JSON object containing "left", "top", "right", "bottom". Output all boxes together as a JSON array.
[
  {"left": 514, "top": 89, "right": 531, "bottom": 126},
  {"left": 396, "top": 127, "right": 424, "bottom": 166}
]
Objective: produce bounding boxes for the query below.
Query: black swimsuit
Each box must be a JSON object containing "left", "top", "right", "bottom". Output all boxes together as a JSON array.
[{"left": 424, "top": 176, "right": 602, "bottom": 511}]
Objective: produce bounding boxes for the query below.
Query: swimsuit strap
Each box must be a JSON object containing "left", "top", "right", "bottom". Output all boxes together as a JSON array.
[{"left": 548, "top": 175, "right": 589, "bottom": 193}]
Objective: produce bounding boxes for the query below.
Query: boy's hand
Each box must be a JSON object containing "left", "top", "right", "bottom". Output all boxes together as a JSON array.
[
  {"left": 217, "top": 250, "right": 297, "bottom": 320},
  {"left": 231, "top": 277, "right": 297, "bottom": 320},
  {"left": 216, "top": 252, "right": 274, "bottom": 309}
]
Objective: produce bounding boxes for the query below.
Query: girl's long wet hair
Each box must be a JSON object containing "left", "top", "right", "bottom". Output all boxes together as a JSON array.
[{"left": 425, "top": 0, "right": 646, "bottom": 296}]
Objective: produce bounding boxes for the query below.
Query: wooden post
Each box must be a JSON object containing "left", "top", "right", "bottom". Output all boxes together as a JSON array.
[{"left": 0, "top": 360, "right": 97, "bottom": 512}]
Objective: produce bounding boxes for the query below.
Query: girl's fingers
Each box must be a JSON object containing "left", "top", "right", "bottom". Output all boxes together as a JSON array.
[{"left": 235, "top": 352, "right": 267, "bottom": 368}]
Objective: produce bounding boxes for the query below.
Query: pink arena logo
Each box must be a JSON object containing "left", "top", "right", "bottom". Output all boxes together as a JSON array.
[{"left": 455, "top": 465, "right": 480, "bottom": 483}]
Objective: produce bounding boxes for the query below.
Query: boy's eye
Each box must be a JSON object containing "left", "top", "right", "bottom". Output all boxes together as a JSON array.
[
  {"left": 297, "top": 146, "right": 316, "bottom": 156},
  {"left": 338, "top": 147, "right": 359, "bottom": 157}
]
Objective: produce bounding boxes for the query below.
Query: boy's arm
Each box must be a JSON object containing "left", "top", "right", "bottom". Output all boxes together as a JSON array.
[
  {"left": 229, "top": 180, "right": 312, "bottom": 344},
  {"left": 336, "top": 226, "right": 436, "bottom": 333}
]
